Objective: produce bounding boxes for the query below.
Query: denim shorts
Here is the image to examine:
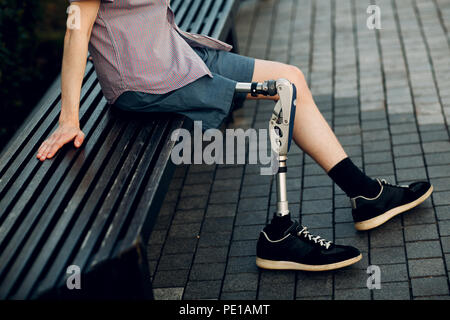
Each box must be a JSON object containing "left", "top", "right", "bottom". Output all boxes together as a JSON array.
[{"left": 113, "top": 46, "right": 255, "bottom": 130}]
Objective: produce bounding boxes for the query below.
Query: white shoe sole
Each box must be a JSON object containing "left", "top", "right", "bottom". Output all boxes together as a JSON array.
[
  {"left": 255, "top": 253, "right": 362, "bottom": 271},
  {"left": 354, "top": 185, "right": 433, "bottom": 231}
]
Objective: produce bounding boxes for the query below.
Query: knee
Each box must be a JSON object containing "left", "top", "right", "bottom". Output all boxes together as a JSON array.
[{"left": 285, "top": 65, "right": 307, "bottom": 88}]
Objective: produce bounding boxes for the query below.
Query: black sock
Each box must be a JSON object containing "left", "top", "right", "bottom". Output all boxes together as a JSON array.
[
  {"left": 328, "top": 157, "right": 381, "bottom": 198},
  {"left": 266, "top": 213, "right": 293, "bottom": 240}
]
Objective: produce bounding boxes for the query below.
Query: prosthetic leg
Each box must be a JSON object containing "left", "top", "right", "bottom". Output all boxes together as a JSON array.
[{"left": 235, "top": 79, "right": 297, "bottom": 217}]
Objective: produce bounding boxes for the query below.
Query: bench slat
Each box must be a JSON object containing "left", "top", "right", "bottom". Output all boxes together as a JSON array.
[
  {"left": 0, "top": 63, "right": 94, "bottom": 177},
  {"left": 119, "top": 116, "right": 186, "bottom": 253},
  {"left": 30, "top": 120, "right": 142, "bottom": 298},
  {"left": 0, "top": 99, "right": 110, "bottom": 298},
  {"left": 200, "top": 0, "right": 224, "bottom": 36},
  {"left": 11, "top": 117, "right": 131, "bottom": 299},
  {"left": 89, "top": 119, "right": 171, "bottom": 269},
  {"left": 0, "top": 68, "right": 98, "bottom": 207}
]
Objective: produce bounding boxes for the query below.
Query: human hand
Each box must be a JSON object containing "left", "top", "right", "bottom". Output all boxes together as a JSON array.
[{"left": 36, "top": 123, "right": 85, "bottom": 161}]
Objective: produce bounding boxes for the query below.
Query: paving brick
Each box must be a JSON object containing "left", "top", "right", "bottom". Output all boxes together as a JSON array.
[
  {"left": 234, "top": 211, "right": 268, "bottom": 226},
  {"left": 240, "top": 184, "right": 271, "bottom": 198},
  {"left": 364, "top": 151, "right": 393, "bottom": 164},
  {"left": 433, "top": 191, "right": 450, "bottom": 206},
  {"left": 396, "top": 167, "right": 428, "bottom": 183},
  {"left": 197, "top": 230, "right": 231, "bottom": 248},
  {"left": 209, "top": 190, "right": 240, "bottom": 204},
  {"left": 180, "top": 184, "right": 211, "bottom": 198},
  {"left": 301, "top": 213, "right": 332, "bottom": 228},
  {"left": 163, "top": 237, "right": 198, "bottom": 255},
  {"left": 229, "top": 240, "right": 257, "bottom": 257},
  {"left": 408, "top": 258, "right": 446, "bottom": 278},
  {"left": 296, "top": 273, "right": 333, "bottom": 298},
  {"left": 363, "top": 130, "right": 390, "bottom": 142},
  {"left": 363, "top": 140, "right": 391, "bottom": 153},
  {"left": 430, "top": 177, "right": 450, "bottom": 192},
  {"left": 183, "top": 280, "right": 222, "bottom": 299},
  {"left": 370, "top": 226, "right": 404, "bottom": 248},
  {"left": 206, "top": 203, "right": 237, "bottom": 218},
  {"left": 436, "top": 206, "right": 450, "bottom": 220},
  {"left": 406, "top": 240, "right": 443, "bottom": 259},
  {"left": 392, "top": 132, "right": 420, "bottom": 145},
  {"left": 335, "top": 222, "right": 358, "bottom": 238},
  {"left": 424, "top": 151, "right": 450, "bottom": 166},
  {"left": 372, "top": 282, "right": 410, "bottom": 300},
  {"left": 403, "top": 206, "right": 436, "bottom": 226},
  {"left": 184, "top": 172, "right": 214, "bottom": 185},
  {"left": 190, "top": 263, "right": 226, "bottom": 281},
  {"left": 242, "top": 174, "right": 272, "bottom": 186},
  {"left": 301, "top": 199, "right": 333, "bottom": 214},
  {"left": 365, "top": 162, "right": 395, "bottom": 176},
  {"left": 438, "top": 220, "right": 450, "bottom": 236},
  {"left": 194, "top": 246, "right": 229, "bottom": 264},
  {"left": 371, "top": 247, "right": 406, "bottom": 265},
  {"left": 427, "top": 165, "right": 450, "bottom": 178},
  {"left": 377, "top": 263, "right": 409, "bottom": 283},
  {"left": 221, "top": 291, "right": 257, "bottom": 300},
  {"left": 153, "top": 287, "right": 184, "bottom": 300},
  {"left": 302, "top": 186, "right": 333, "bottom": 201},
  {"left": 152, "top": 270, "right": 189, "bottom": 288},
  {"left": 303, "top": 175, "right": 333, "bottom": 188},
  {"left": 335, "top": 269, "right": 368, "bottom": 289},
  {"left": 222, "top": 273, "right": 259, "bottom": 292},
  {"left": 394, "top": 155, "right": 425, "bottom": 169},
  {"left": 334, "top": 208, "right": 353, "bottom": 223},
  {"left": 202, "top": 217, "right": 235, "bottom": 234},
  {"left": 393, "top": 144, "right": 422, "bottom": 157},
  {"left": 232, "top": 225, "right": 264, "bottom": 241},
  {"left": 172, "top": 209, "right": 205, "bottom": 225},
  {"left": 226, "top": 256, "right": 258, "bottom": 274},
  {"left": 334, "top": 194, "right": 351, "bottom": 208},
  {"left": 335, "top": 288, "right": 371, "bottom": 300},
  {"left": 169, "top": 223, "right": 202, "bottom": 239},
  {"left": 411, "top": 277, "right": 449, "bottom": 297},
  {"left": 422, "top": 141, "right": 450, "bottom": 154},
  {"left": 158, "top": 253, "right": 193, "bottom": 271},
  {"left": 238, "top": 197, "right": 269, "bottom": 212},
  {"left": 258, "top": 281, "right": 295, "bottom": 300},
  {"left": 404, "top": 224, "right": 439, "bottom": 241},
  {"left": 215, "top": 166, "right": 244, "bottom": 180},
  {"left": 420, "top": 130, "right": 449, "bottom": 143}
]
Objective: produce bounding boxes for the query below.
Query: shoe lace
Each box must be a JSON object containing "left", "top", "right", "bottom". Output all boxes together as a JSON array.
[
  {"left": 380, "top": 179, "right": 408, "bottom": 188},
  {"left": 297, "top": 226, "right": 332, "bottom": 249}
]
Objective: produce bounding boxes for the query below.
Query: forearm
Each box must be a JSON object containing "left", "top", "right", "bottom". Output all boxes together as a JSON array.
[{"left": 60, "top": 31, "right": 90, "bottom": 127}]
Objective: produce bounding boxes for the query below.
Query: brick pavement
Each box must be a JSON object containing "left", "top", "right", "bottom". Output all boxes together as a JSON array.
[{"left": 149, "top": 0, "right": 450, "bottom": 300}]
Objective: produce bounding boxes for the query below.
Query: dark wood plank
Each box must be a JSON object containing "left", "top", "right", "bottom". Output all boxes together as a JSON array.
[
  {"left": 89, "top": 119, "right": 171, "bottom": 269},
  {"left": 30, "top": 120, "right": 142, "bottom": 298},
  {"left": 118, "top": 116, "right": 187, "bottom": 251},
  {"left": 0, "top": 63, "right": 94, "bottom": 177},
  {"left": 0, "top": 70, "right": 99, "bottom": 210},
  {"left": 11, "top": 119, "right": 137, "bottom": 299},
  {"left": 0, "top": 100, "right": 111, "bottom": 298},
  {"left": 60, "top": 121, "right": 157, "bottom": 275}
]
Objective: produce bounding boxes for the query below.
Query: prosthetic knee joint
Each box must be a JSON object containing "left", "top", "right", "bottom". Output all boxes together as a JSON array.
[{"left": 235, "top": 79, "right": 297, "bottom": 217}]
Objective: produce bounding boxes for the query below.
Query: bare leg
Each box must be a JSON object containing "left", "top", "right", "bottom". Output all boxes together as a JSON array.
[{"left": 247, "top": 59, "right": 347, "bottom": 172}]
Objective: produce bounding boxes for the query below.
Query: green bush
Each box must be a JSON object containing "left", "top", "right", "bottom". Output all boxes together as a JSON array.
[{"left": 0, "top": 0, "right": 67, "bottom": 151}]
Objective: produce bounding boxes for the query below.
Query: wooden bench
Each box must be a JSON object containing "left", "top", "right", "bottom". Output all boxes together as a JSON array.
[{"left": 0, "top": 0, "right": 241, "bottom": 299}]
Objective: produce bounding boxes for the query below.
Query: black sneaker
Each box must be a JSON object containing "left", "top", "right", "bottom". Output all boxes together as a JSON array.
[
  {"left": 351, "top": 178, "right": 433, "bottom": 231},
  {"left": 256, "top": 221, "right": 362, "bottom": 271}
]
